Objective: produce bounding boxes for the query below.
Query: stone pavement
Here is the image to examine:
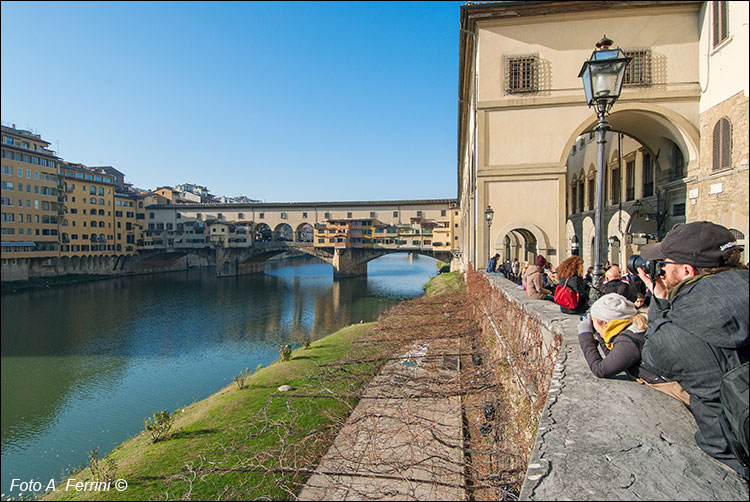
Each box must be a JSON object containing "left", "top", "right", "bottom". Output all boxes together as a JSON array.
[{"left": 298, "top": 337, "right": 466, "bottom": 501}]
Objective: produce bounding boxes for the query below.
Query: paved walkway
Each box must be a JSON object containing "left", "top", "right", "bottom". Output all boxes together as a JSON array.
[{"left": 298, "top": 337, "right": 466, "bottom": 501}]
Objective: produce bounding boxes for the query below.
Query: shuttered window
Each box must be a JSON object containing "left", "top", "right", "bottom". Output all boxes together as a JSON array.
[
  {"left": 712, "top": 118, "right": 732, "bottom": 171},
  {"left": 713, "top": 1, "right": 729, "bottom": 47}
]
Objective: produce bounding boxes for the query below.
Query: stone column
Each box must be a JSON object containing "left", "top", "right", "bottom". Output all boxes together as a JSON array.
[{"left": 333, "top": 248, "right": 368, "bottom": 278}]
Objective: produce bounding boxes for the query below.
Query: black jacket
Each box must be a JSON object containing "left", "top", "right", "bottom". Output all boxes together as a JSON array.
[
  {"left": 604, "top": 279, "right": 637, "bottom": 302},
  {"left": 558, "top": 274, "right": 589, "bottom": 314}
]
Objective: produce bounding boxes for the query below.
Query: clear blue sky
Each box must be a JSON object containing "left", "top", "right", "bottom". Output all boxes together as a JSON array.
[{"left": 1, "top": 1, "right": 465, "bottom": 202}]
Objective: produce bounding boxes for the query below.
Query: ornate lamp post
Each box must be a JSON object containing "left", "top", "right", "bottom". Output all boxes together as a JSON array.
[
  {"left": 578, "top": 36, "right": 631, "bottom": 303},
  {"left": 484, "top": 206, "right": 494, "bottom": 265}
]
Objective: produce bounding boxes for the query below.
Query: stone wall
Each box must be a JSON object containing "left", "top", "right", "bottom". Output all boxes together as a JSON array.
[
  {"left": 473, "top": 274, "right": 748, "bottom": 500},
  {"left": 1, "top": 251, "right": 213, "bottom": 283},
  {"left": 691, "top": 91, "right": 749, "bottom": 250}
]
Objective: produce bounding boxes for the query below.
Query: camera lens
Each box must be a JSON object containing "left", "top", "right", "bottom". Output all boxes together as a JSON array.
[{"left": 627, "top": 254, "right": 650, "bottom": 275}]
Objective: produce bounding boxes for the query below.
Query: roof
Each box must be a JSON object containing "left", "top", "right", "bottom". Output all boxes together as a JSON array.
[{"left": 146, "top": 198, "right": 458, "bottom": 210}]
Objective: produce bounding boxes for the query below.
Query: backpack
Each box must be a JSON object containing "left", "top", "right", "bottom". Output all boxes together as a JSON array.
[
  {"left": 554, "top": 278, "right": 579, "bottom": 310},
  {"left": 719, "top": 361, "right": 749, "bottom": 477}
]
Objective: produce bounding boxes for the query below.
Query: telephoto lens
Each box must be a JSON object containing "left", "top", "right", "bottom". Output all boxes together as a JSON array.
[{"left": 627, "top": 254, "right": 650, "bottom": 276}]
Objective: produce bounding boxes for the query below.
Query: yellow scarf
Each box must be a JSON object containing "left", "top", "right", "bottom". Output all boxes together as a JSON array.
[{"left": 601, "top": 318, "right": 632, "bottom": 350}]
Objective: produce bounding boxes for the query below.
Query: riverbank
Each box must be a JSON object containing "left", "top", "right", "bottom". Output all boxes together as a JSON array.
[
  {"left": 1, "top": 274, "right": 121, "bottom": 295},
  {"left": 39, "top": 271, "right": 462, "bottom": 501}
]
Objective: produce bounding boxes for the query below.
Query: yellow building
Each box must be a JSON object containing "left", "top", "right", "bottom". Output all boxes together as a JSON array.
[
  {"left": 1, "top": 124, "right": 61, "bottom": 259},
  {"left": 114, "top": 192, "right": 145, "bottom": 254},
  {"left": 58, "top": 162, "right": 119, "bottom": 256}
]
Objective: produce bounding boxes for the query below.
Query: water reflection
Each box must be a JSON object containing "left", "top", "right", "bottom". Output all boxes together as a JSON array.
[{"left": 1, "top": 253, "right": 438, "bottom": 496}]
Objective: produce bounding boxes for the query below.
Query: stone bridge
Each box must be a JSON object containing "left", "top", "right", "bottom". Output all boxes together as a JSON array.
[{"left": 215, "top": 242, "right": 455, "bottom": 278}]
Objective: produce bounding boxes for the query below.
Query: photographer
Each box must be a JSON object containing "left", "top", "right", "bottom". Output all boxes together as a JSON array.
[{"left": 635, "top": 221, "right": 749, "bottom": 479}]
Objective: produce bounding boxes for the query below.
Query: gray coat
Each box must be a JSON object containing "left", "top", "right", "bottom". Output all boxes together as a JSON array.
[{"left": 642, "top": 269, "right": 749, "bottom": 475}]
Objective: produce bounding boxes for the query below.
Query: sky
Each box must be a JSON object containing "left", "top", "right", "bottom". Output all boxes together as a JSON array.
[{"left": 1, "top": 1, "right": 466, "bottom": 202}]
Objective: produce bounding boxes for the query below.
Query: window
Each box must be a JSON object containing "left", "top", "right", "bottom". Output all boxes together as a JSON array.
[
  {"left": 713, "top": 1, "right": 729, "bottom": 47},
  {"left": 324, "top": 212, "right": 330, "bottom": 219},
  {"left": 259, "top": 213, "right": 264, "bottom": 219},
  {"left": 670, "top": 142, "right": 685, "bottom": 179},
  {"left": 578, "top": 179, "right": 584, "bottom": 212},
  {"left": 347, "top": 212, "right": 353, "bottom": 218},
  {"left": 623, "top": 49, "right": 652, "bottom": 86},
  {"left": 642, "top": 153, "right": 653, "bottom": 197},
  {"left": 625, "top": 160, "right": 635, "bottom": 201},
  {"left": 370, "top": 212, "right": 376, "bottom": 218},
  {"left": 712, "top": 118, "right": 732, "bottom": 171},
  {"left": 393, "top": 211, "right": 399, "bottom": 218},
  {"left": 611, "top": 167, "right": 621, "bottom": 205},
  {"left": 588, "top": 177, "right": 595, "bottom": 211},
  {"left": 149, "top": 212, "right": 155, "bottom": 219},
  {"left": 417, "top": 211, "right": 423, "bottom": 217},
  {"left": 441, "top": 210, "right": 447, "bottom": 217},
  {"left": 672, "top": 203, "right": 686, "bottom": 217},
  {"left": 571, "top": 185, "right": 577, "bottom": 214},
  {"left": 505, "top": 55, "right": 539, "bottom": 93},
  {"left": 281, "top": 212, "right": 287, "bottom": 219}
]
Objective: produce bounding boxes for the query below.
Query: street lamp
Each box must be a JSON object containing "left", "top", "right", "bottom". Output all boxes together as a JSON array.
[
  {"left": 484, "top": 206, "right": 494, "bottom": 265},
  {"left": 579, "top": 36, "right": 631, "bottom": 303}
]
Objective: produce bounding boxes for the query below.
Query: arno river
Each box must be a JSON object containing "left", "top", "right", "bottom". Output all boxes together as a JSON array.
[{"left": 1, "top": 253, "right": 440, "bottom": 497}]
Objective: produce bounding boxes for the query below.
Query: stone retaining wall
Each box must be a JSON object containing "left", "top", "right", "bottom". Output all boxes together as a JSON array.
[{"left": 477, "top": 274, "right": 748, "bottom": 501}]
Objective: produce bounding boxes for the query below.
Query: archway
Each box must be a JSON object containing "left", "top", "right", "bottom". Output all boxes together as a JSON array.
[
  {"left": 274, "top": 223, "right": 293, "bottom": 242},
  {"left": 296, "top": 223, "right": 314, "bottom": 243},
  {"left": 494, "top": 221, "right": 549, "bottom": 263},
  {"left": 254, "top": 223, "right": 272, "bottom": 242}
]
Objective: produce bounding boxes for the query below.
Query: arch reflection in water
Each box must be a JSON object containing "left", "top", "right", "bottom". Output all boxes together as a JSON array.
[{"left": 0, "top": 253, "right": 438, "bottom": 497}]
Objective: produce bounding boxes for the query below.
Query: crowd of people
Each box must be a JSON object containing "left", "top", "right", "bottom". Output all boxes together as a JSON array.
[{"left": 484, "top": 221, "right": 749, "bottom": 480}]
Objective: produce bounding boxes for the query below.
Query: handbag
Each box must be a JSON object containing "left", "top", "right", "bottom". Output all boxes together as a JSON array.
[{"left": 554, "top": 278, "right": 579, "bottom": 309}]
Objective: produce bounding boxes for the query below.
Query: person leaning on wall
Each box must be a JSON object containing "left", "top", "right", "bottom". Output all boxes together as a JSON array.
[
  {"left": 637, "top": 221, "right": 749, "bottom": 479},
  {"left": 577, "top": 293, "right": 690, "bottom": 404}
]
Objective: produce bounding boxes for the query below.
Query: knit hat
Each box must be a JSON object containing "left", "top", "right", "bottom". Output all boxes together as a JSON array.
[
  {"left": 590, "top": 293, "right": 637, "bottom": 322},
  {"left": 535, "top": 255, "right": 547, "bottom": 267}
]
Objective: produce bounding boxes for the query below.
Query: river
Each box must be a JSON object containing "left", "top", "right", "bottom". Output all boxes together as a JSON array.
[{"left": 1, "top": 253, "right": 440, "bottom": 497}]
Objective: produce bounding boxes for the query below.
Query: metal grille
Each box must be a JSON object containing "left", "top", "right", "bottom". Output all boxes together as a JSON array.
[
  {"left": 505, "top": 55, "right": 538, "bottom": 93},
  {"left": 623, "top": 49, "right": 652, "bottom": 86}
]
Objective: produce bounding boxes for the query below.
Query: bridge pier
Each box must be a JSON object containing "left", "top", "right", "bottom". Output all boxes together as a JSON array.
[{"left": 332, "top": 248, "right": 368, "bottom": 279}]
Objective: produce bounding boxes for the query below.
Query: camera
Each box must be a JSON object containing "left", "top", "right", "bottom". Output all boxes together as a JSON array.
[{"left": 627, "top": 254, "right": 663, "bottom": 281}]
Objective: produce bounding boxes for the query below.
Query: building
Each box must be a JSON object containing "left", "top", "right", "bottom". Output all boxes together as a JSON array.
[
  {"left": 1, "top": 124, "right": 61, "bottom": 259},
  {"left": 58, "top": 161, "right": 119, "bottom": 256},
  {"left": 457, "top": 1, "right": 749, "bottom": 271}
]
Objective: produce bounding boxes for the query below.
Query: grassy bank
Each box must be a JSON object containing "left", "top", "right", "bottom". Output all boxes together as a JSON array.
[{"left": 42, "top": 272, "right": 462, "bottom": 501}]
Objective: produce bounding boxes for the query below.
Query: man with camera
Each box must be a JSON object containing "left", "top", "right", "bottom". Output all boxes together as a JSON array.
[{"left": 631, "top": 221, "right": 749, "bottom": 479}]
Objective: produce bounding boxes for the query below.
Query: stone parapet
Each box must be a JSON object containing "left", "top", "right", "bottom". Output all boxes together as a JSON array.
[{"left": 479, "top": 275, "right": 748, "bottom": 501}]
